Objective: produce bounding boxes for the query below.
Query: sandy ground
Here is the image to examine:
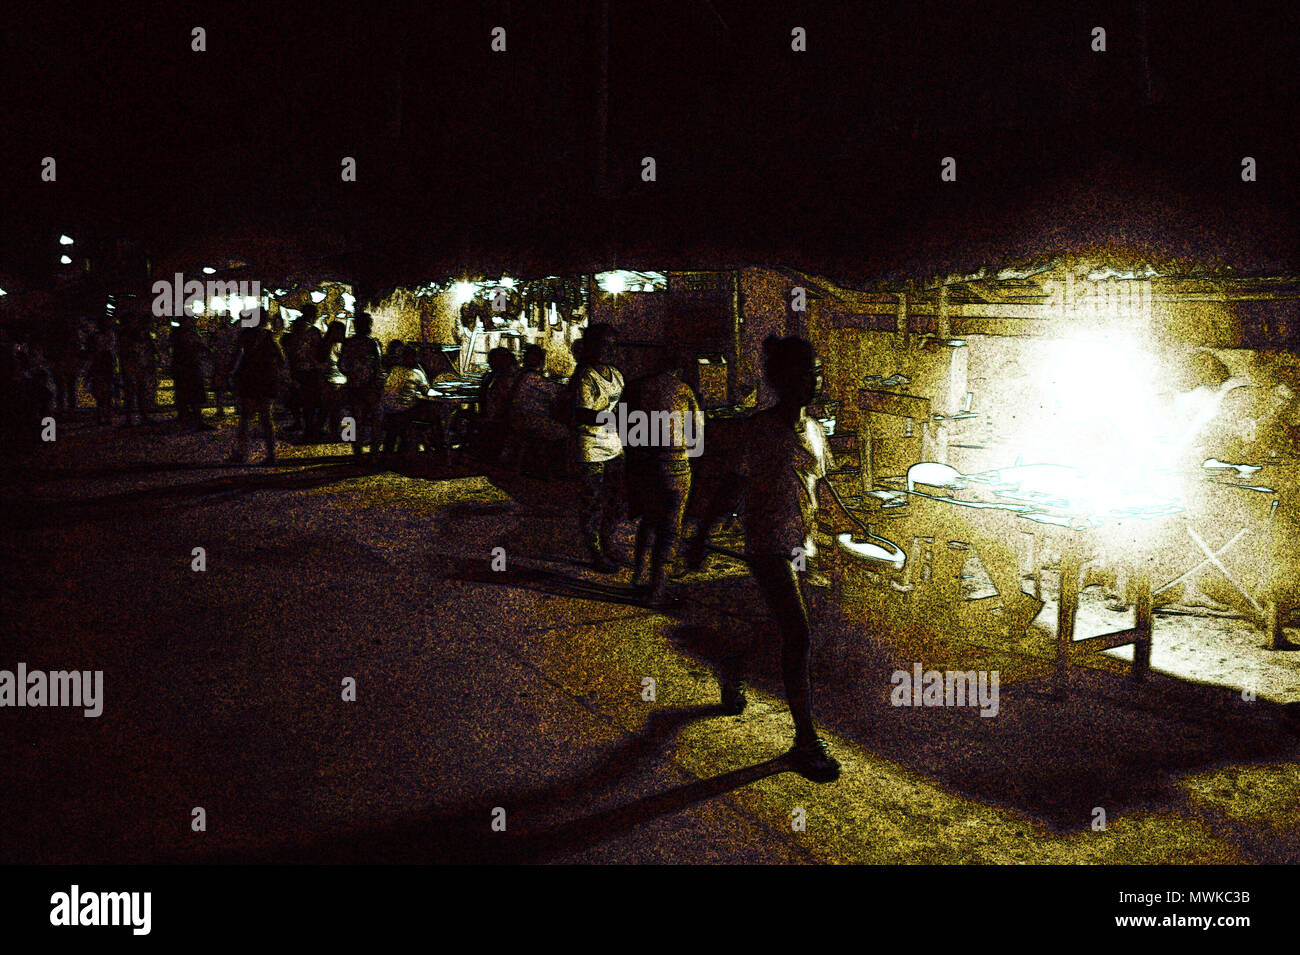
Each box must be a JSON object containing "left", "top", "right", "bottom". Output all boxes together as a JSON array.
[{"left": 1, "top": 407, "right": 1297, "bottom": 864}]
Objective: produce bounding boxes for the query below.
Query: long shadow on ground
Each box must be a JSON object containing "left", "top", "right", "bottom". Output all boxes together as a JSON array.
[{"left": 171, "top": 706, "right": 794, "bottom": 863}]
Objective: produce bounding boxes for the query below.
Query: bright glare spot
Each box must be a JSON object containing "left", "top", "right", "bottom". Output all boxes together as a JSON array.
[
  {"left": 59, "top": 234, "right": 74, "bottom": 245},
  {"left": 202, "top": 267, "right": 216, "bottom": 275},
  {"left": 601, "top": 273, "right": 626, "bottom": 294},
  {"left": 1024, "top": 336, "right": 1182, "bottom": 515},
  {"left": 190, "top": 300, "right": 204, "bottom": 313},
  {"left": 170, "top": 321, "right": 180, "bottom": 328},
  {"left": 342, "top": 293, "right": 356, "bottom": 312},
  {"left": 60, "top": 255, "right": 72, "bottom": 265},
  {"left": 310, "top": 290, "right": 327, "bottom": 304},
  {"left": 0, "top": 288, "right": 7, "bottom": 297},
  {"left": 453, "top": 282, "right": 477, "bottom": 305},
  {"left": 499, "top": 277, "right": 515, "bottom": 288},
  {"left": 210, "top": 296, "right": 226, "bottom": 314}
]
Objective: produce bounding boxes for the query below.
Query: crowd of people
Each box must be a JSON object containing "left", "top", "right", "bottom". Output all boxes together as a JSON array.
[{"left": 3, "top": 302, "right": 855, "bottom": 781}]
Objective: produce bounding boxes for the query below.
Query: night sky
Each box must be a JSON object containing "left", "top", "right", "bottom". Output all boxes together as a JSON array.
[{"left": 2, "top": 0, "right": 1298, "bottom": 281}]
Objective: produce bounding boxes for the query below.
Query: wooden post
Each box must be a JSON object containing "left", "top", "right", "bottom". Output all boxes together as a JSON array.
[
  {"left": 1055, "top": 550, "right": 1082, "bottom": 698},
  {"left": 1133, "top": 573, "right": 1153, "bottom": 682}
]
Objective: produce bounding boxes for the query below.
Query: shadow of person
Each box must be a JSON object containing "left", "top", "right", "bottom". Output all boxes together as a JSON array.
[{"left": 169, "top": 705, "right": 788, "bottom": 863}]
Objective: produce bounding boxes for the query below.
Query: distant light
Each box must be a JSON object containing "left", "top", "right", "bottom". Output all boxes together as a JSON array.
[
  {"left": 59, "top": 234, "right": 74, "bottom": 245},
  {"left": 342, "top": 293, "right": 356, "bottom": 312},
  {"left": 453, "top": 282, "right": 477, "bottom": 305},
  {"left": 0, "top": 288, "right": 6, "bottom": 297},
  {"left": 60, "top": 255, "right": 72, "bottom": 265},
  {"left": 310, "top": 291, "right": 327, "bottom": 304},
  {"left": 170, "top": 321, "right": 180, "bottom": 328},
  {"left": 190, "top": 300, "right": 204, "bottom": 313},
  {"left": 499, "top": 277, "right": 516, "bottom": 289},
  {"left": 202, "top": 267, "right": 216, "bottom": 275},
  {"left": 601, "top": 273, "right": 626, "bottom": 294}
]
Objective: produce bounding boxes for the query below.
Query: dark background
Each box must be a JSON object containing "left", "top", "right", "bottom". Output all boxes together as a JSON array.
[{"left": 2, "top": 0, "right": 1297, "bottom": 281}]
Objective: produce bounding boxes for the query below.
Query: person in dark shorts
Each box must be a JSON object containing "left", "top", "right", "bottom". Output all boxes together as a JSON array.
[
  {"left": 287, "top": 304, "right": 325, "bottom": 441},
  {"left": 340, "top": 311, "right": 385, "bottom": 458},
  {"left": 689, "top": 335, "right": 864, "bottom": 783},
  {"left": 225, "top": 309, "right": 285, "bottom": 465},
  {"left": 624, "top": 347, "right": 704, "bottom": 605}
]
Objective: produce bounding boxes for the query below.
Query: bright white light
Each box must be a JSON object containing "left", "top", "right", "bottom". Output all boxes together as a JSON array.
[
  {"left": 190, "top": 300, "right": 204, "bottom": 314},
  {"left": 1025, "top": 336, "right": 1180, "bottom": 514},
  {"left": 59, "top": 234, "right": 74, "bottom": 245},
  {"left": 202, "top": 267, "right": 216, "bottom": 275},
  {"left": 0, "top": 288, "right": 6, "bottom": 297},
  {"left": 601, "top": 273, "right": 626, "bottom": 294},
  {"left": 499, "top": 277, "right": 515, "bottom": 288},
  {"left": 210, "top": 296, "right": 226, "bottom": 314},
  {"left": 453, "top": 282, "right": 477, "bottom": 305},
  {"left": 310, "top": 290, "right": 327, "bottom": 304},
  {"left": 342, "top": 293, "right": 356, "bottom": 312},
  {"left": 60, "top": 255, "right": 72, "bottom": 265},
  {"left": 170, "top": 321, "right": 180, "bottom": 328}
]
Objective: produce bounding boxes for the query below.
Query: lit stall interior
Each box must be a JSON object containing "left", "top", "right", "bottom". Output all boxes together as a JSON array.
[{"left": 799, "top": 257, "right": 1300, "bottom": 688}]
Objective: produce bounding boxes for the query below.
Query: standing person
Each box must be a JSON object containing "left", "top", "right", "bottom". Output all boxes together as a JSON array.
[
  {"left": 689, "top": 335, "right": 864, "bottom": 783},
  {"left": 287, "top": 304, "right": 325, "bottom": 441},
  {"left": 208, "top": 314, "right": 242, "bottom": 419},
  {"left": 320, "top": 320, "right": 349, "bottom": 440},
  {"left": 570, "top": 323, "right": 625, "bottom": 572},
  {"left": 340, "top": 311, "right": 385, "bottom": 458},
  {"left": 117, "top": 309, "right": 154, "bottom": 426},
  {"left": 478, "top": 346, "right": 519, "bottom": 463},
  {"left": 225, "top": 309, "right": 285, "bottom": 465},
  {"left": 87, "top": 317, "right": 117, "bottom": 426},
  {"left": 170, "top": 315, "right": 210, "bottom": 430},
  {"left": 623, "top": 347, "right": 704, "bottom": 605},
  {"left": 507, "top": 344, "right": 568, "bottom": 475}
]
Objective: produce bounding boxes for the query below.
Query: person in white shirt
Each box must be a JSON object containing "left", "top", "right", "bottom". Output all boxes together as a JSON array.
[{"left": 570, "top": 323, "right": 626, "bottom": 571}]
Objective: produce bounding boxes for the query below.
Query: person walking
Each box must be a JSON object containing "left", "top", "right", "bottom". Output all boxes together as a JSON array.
[
  {"left": 688, "top": 335, "right": 865, "bottom": 783},
  {"left": 624, "top": 347, "right": 704, "bottom": 605}
]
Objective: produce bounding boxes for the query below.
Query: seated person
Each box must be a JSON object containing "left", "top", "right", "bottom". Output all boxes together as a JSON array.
[{"left": 380, "top": 345, "right": 430, "bottom": 455}]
